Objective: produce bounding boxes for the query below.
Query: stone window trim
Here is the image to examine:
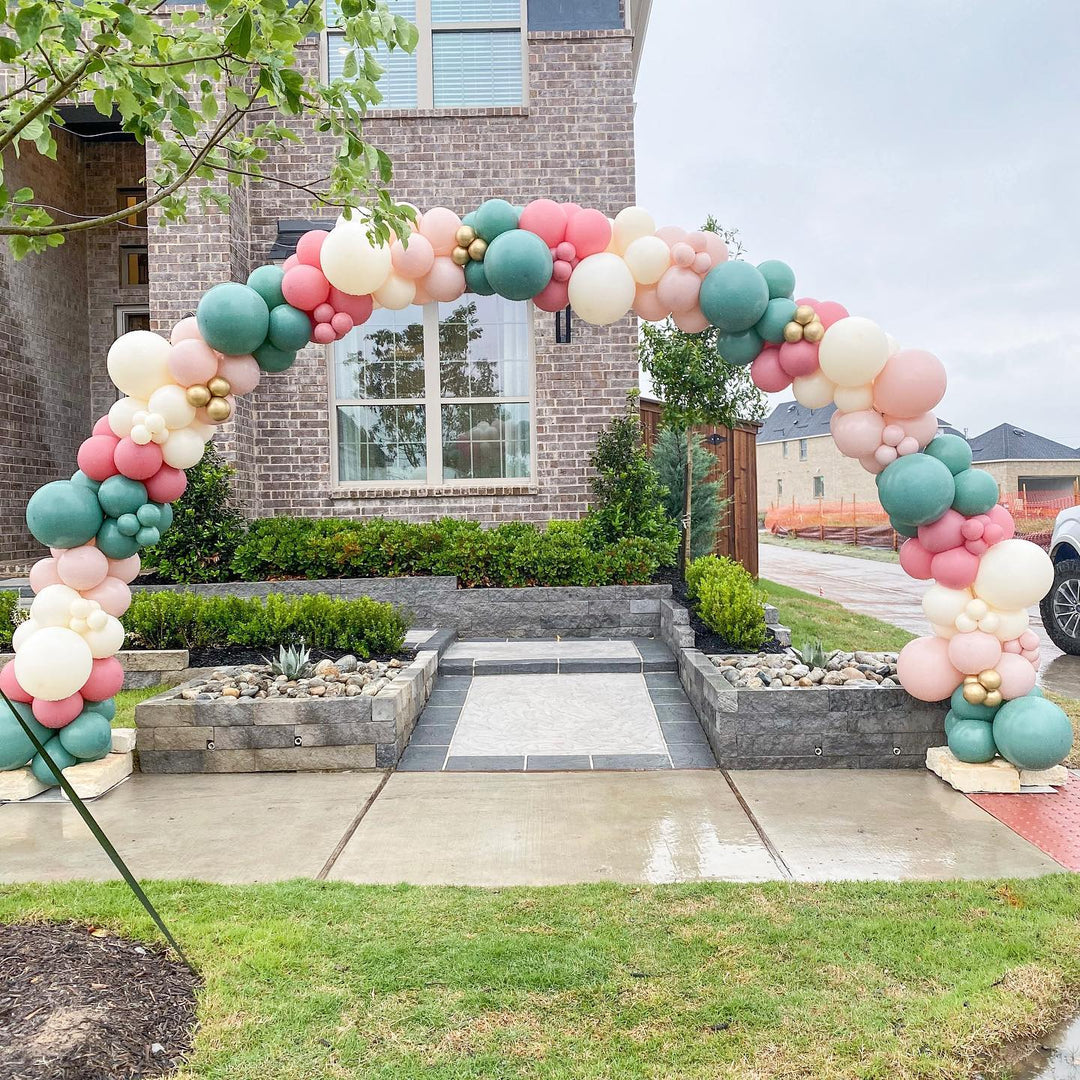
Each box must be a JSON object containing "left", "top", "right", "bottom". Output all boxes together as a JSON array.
[{"left": 328, "top": 482, "right": 540, "bottom": 500}]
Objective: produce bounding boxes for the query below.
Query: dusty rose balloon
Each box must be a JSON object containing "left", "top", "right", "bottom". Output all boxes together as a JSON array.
[
  {"left": 562, "top": 202, "right": 582, "bottom": 219},
  {"left": 83, "top": 576, "right": 132, "bottom": 617},
  {"left": 814, "top": 300, "right": 849, "bottom": 328},
  {"left": 632, "top": 285, "right": 670, "bottom": 322},
  {"left": 114, "top": 437, "right": 163, "bottom": 481},
  {"left": 750, "top": 346, "right": 792, "bottom": 393},
  {"left": 655, "top": 266, "right": 700, "bottom": 313},
  {"left": 390, "top": 232, "right": 435, "bottom": 279},
  {"left": 423, "top": 257, "right": 466, "bottom": 302},
  {"left": 107, "top": 554, "right": 141, "bottom": 584},
  {"left": 859, "top": 453, "right": 886, "bottom": 476},
  {"left": 555, "top": 241, "right": 575, "bottom": 262},
  {"left": 170, "top": 316, "right": 203, "bottom": 345},
  {"left": 886, "top": 411, "right": 938, "bottom": 448},
  {"left": 0, "top": 661, "right": 32, "bottom": 703},
  {"left": 777, "top": 340, "right": 819, "bottom": 378},
  {"left": 331, "top": 312, "right": 354, "bottom": 337},
  {"left": 216, "top": 354, "right": 262, "bottom": 396},
  {"left": 419, "top": 207, "right": 462, "bottom": 256},
  {"left": 830, "top": 409, "right": 885, "bottom": 458},
  {"left": 881, "top": 424, "right": 904, "bottom": 447},
  {"left": 997, "top": 652, "right": 1037, "bottom": 699},
  {"left": 312, "top": 321, "right": 336, "bottom": 344},
  {"left": 899, "top": 537, "right": 935, "bottom": 578},
  {"left": 282, "top": 254, "right": 299, "bottom": 272},
  {"left": 81, "top": 656, "right": 124, "bottom": 701},
  {"left": 295, "top": 229, "right": 328, "bottom": 267},
  {"left": 168, "top": 337, "right": 220, "bottom": 387},
  {"left": 872, "top": 348, "right": 947, "bottom": 419},
  {"left": 987, "top": 504, "right": 1015, "bottom": 540},
  {"left": 918, "top": 509, "right": 966, "bottom": 554},
  {"left": 329, "top": 288, "right": 373, "bottom": 326},
  {"left": 533, "top": 278, "right": 570, "bottom": 313},
  {"left": 671, "top": 242, "right": 695, "bottom": 268},
  {"left": 930, "top": 546, "right": 981, "bottom": 590},
  {"left": 92, "top": 415, "right": 115, "bottom": 437},
  {"left": 143, "top": 464, "right": 187, "bottom": 503},
  {"left": 411, "top": 285, "right": 433, "bottom": 307},
  {"left": 282, "top": 264, "right": 330, "bottom": 311},
  {"left": 77, "top": 434, "right": 120, "bottom": 482},
  {"left": 33, "top": 692, "right": 84, "bottom": 729},
  {"left": 519, "top": 199, "right": 568, "bottom": 247},
  {"left": 672, "top": 306, "right": 709, "bottom": 334},
  {"left": 564, "top": 209, "right": 611, "bottom": 258},
  {"left": 947, "top": 630, "right": 1003, "bottom": 675},
  {"left": 313, "top": 303, "right": 335, "bottom": 324},
  {"left": 29, "top": 557, "right": 62, "bottom": 593},
  {"left": 897, "top": 635, "right": 963, "bottom": 701},
  {"left": 56, "top": 545, "right": 110, "bottom": 591},
  {"left": 552, "top": 259, "right": 573, "bottom": 283}
]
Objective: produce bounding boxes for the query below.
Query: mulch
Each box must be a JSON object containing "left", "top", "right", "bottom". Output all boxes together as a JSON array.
[
  {"left": 0, "top": 923, "right": 199, "bottom": 1080},
  {"left": 186, "top": 644, "right": 416, "bottom": 668}
]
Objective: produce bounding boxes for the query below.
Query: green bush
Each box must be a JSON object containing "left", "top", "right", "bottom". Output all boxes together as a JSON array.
[
  {"left": 651, "top": 426, "right": 729, "bottom": 560},
  {"left": 0, "top": 591, "right": 18, "bottom": 650},
  {"left": 685, "top": 555, "right": 767, "bottom": 650},
  {"left": 122, "top": 591, "right": 408, "bottom": 657}
]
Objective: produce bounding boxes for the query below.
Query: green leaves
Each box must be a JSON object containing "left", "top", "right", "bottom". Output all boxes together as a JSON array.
[
  {"left": 223, "top": 11, "right": 253, "bottom": 54},
  {"left": 12, "top": 2, "right": 43, "bottom": 52}
]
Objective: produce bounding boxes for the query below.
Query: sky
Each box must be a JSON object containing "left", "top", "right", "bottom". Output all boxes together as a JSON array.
[{"left": 633, "top": 0, "right": 1079, "bottom": 446}]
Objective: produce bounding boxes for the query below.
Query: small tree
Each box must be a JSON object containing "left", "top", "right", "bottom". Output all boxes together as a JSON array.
[{"left": 652, "top": 426, "right": 729, "bottom": 560}]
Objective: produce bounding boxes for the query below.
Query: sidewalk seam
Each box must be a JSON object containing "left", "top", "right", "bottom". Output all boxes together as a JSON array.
[
  {"left": 721, "top": 769, "right": 794, "bottom": 880},
  {"left": 315, "top": 767, "right": 394, "bottom": 880}
]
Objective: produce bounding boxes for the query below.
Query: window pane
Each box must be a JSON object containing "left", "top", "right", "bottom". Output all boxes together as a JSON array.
[
  {"left": 431, "top": 0, "right": 519, "bottom": 22},
  {"left": 337, "top": 405, "right": 427, "bottom": 482},
  {"left": 437, "top": 295, "right": 529, "bottom": 398},
  {"left": 442, "top": 403, "right": 530, "bottom": 480},
  {"left": 327, "top": 0, "right": 416, "bottom": 26},
  {"left": 433, "top": 30, "right": 522, "bottom": 107},
  {"left": 334, "top": 306, "right": 425, "bottom": 401},
  {"left": 326, "top": 32, "right": 419, "bottom": 107}
]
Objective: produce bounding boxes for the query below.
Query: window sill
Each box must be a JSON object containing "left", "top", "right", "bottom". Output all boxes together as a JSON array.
[
  {"left": 364, "top": 105, "right": 529, "bottom": 119},
  {"left": 329, "top": 483, "right": 539, "bottom": 500}
]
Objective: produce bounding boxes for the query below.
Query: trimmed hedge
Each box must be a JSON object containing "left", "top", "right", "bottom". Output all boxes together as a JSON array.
[
  {"left": 685, "top": 554, "right": 767, "bottom": 651},
  {"left": 0, "top": 591, "right": 17, "bottom": 650}
]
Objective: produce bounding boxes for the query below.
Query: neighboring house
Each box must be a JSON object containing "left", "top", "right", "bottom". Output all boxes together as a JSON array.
[
  {"left": 0, "top": 0, "right": 653, "bottom": 566},
  {"left": 967, "top": 424, "right": 1080, "bottom": 504}
]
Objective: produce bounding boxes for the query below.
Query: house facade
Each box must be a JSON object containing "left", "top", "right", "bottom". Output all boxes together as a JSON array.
[{"left": 0, "top": 0, "right": 653, "bottom": 567}]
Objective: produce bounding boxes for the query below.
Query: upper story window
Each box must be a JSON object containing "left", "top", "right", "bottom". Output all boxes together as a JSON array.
[
  {"left": 813, "top": 475, "right": 825, "bottom": 498},
  {"left": 799, "top": 438, "right": 808, "bottom": 461},
  {"left": 781, "top": 440, "right": 788, "bottom": 458},
  {"left": 325, "top": 0, "right": 524, "bottom": 109}
]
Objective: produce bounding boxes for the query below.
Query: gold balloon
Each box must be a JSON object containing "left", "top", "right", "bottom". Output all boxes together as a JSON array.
[
  {"left": 205, "top": 396, "right": 233, "bottom": 423},
  {"left": 207, "top": 376, "right": 231, "bottom": 398},
  {"left": 185, "top": 384, "right": 212, "bottom": 408},
  {"left": 467, "top": 238, "right": 488, "bottom": 261},
  {"left": 983, "top": 690, "right": 1003, "bottom": 708},
  {"left": 451, "top": 246, "right": 470, "bottom": 267},
  {"left": 803, "top": 320, "right": 825, "bottom": 344},
  {"left": 978, "top": 668, "right": 1002, "bottom": 691},
  {"left": 963, "top": 683, "right": 988, "bottom": 705},
  {"left": 455, "top": 225, "right": 477, "bottom": 247},
  {"left": 963, "top": 674, "right": 980, "bottom": 685},
  {"left": 794, "top": 304, "right": 816, "bottom": 325},
  {"left": 782, "top": 322, "right": 804, "bottom": 343}
]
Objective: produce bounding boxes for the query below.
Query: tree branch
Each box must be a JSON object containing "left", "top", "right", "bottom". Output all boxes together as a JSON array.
[{"left": 0, "top": 48, "right": 99, "bottom": 154}]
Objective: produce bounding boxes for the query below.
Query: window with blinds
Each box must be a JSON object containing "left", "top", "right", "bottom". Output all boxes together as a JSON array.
[
  {"left": 432, "top": 30, "right": 522, "bottom": 107},
  {"left": 326, "top": 0, "right": 419, "bottom": 109}
]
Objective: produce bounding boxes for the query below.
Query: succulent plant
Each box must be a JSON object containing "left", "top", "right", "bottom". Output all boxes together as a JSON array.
[
  {"left": 262, "top": 641, "right": 312, "bottom": 679},
  {"left": 796, "top": 638, "right": 828, "bottom": 670}
]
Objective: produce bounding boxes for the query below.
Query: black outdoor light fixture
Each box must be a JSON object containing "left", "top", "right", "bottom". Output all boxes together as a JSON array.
[
  {"left": 555, "top": 305, "right": 572, "bottom": 344},
  {"left": 706, "top": 433, "right": 727, "bottom": 446}
]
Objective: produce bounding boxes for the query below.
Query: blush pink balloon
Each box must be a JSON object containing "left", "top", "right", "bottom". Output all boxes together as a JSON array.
[
  {"left": 882, "top": 424, "right": 904, "bottom": 447},
  {"left": 0, "top": 661, "right": 32, "bottom": 703},
  {"left": 533, "top": 278, "right": 570, "bottom": 313},
  {"left": 872, "top": 349, "right": 947, "bottom": 419},
  {"left": 1019, "top": 630, "right": 1039, "bottom": 651},
  {"left": 114, "top": 438, "right": 163, "bottom": 481},
  {"left": 92, "top": 415, "right": 115, "bottom": 437},
  {"left": 691, "top": 252, "right": 712, "bottom": 275},
  {"left": 671, "top": 242, "right": 695, "bottom": 268},
  {"left": 897, "top": 635, "right": 964, "bottom": 701},
  {"left": 859, "top": 453, "right": 886, "bottom": 476},
  {"left": 33, "top": 692, "right": 84, "bottom": 729},
  {"left": 655, "top": 225, "right": 686, "bottom": 246},
  {"left": 830, "top": 409, "right": 885, "bottom": 458},
  {"left": 930, "top": 546, "right": 981, "bottom": 590},
  {"left": 886, "top": 411, "right": 938, "bottom": 448},
  {"left": 686, "top": 232, "right": 708, "bottom": 253},
  {"left": 899, "top": 537, "right": 935, "bottom": 579},
  {"left": 750, "top": 346, "right": 792, "bottom": 393},
  {"left": 519, "top": 199, "right": 568, "bottom": 246},
  {"left": 295, "top": 229, "right": 328, "bottom": 267},
  {"left": 83, "top": 575, "right": 132, "bottom": 617},
  {"left": 282, "top": 264, "right": 330, "bottom": 311},
  {"left": 143, "top": 465, "right": 187, "bottom": 504},
  {"left": 874, "top": 445, "right": 898, "bottom": 467},
  {"left": 81, "top": 656, "right": 124, "bottom": 702},
  {"left": 1002, "top": 638, "right": 1022, "bottom": 654},
  {"left": 29, "top": 557, "right": 62, "bottom": 593},
  {"left": 282, "top": 254, "right": 300, "bottom": 272},
  {"left": 777, "top": 340, "right": 819, "bottom": 378},
  {"left": 896, "top": 436, "right": 920, "bottom": 456},
  {"left": 169, "top": 316, "right": 203, "bottom": 345},
  {"left": 564, "top": 208, "right": 611, "bottom": 258},
  {"left": 312, "top": 322, "right": 336, "bottom": 344},
  {"left": 703, "top": 233, "right": 729, "bottom": 265},
  {"left": 655, "top": 266, "right": 701, "bottom": 313},
  {"left": 987, "top": 504, "right": 1015, "bottom": 540},
  {"left": 982, "top": 523, "right": 1005, "bottom": 546},
  {"left": 632, "top": 285, "right": 670, "bottom": 322},
  {"left": 107, "top": 554, "right": 141, "bottom": 584},
  {"left": 391, "top": 233, "right": 435, "bottom": 279},
  {"left": 419, "top": 207, "right": 462, "bottom": 256},
  {"left": 56, "top": 545, "right": 110, "bottom": 591},
  {"left": 423, "top": 257, "right": 465, "bottom": 302},
  {"left": 673, "top": 306, "right": 709, "bottom": 334},
  {"left": 328, "top": 287, "right": 374, "bottom": 326},
  {"left": 330, "top": 312, "right": 354, "bottom": 337},
  {"left": 947, "top": 630, "right": 1003, "bottom": 675},
  {"left": 77, "top": 434, "right": 120, "bottom": 482},
  {"left": 216, "top": 354, "right": 262, "bottom": 397},
  {"left": 313, "top": 303, "right": 335, "bottom": 324},
  {"left": 1023, "top": 649, "right": 1040, "bottom": 665},
  {"left": 412, "top": 285, "right": 433, "bottom": 307},
  {"left": 918, "top": 509, "right": 966, "bottom": 554},
  {"left": 813, "top": 300, "right": 849, "bottom": 328},
  {"left": 168, "top": 337, "right": 220, "bottom": 387},
  {"left": 997, "top": 652, "right": 1037, "bottom": 699}
]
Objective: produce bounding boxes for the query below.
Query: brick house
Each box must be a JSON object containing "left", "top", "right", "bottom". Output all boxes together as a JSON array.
[{"left": 0, "top": 0, "right": 653, "bottom": 567}]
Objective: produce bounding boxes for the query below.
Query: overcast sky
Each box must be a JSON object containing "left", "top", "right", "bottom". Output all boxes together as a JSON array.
[{"left": 634, "top": 0, "right": 1079, "bottom": 446}]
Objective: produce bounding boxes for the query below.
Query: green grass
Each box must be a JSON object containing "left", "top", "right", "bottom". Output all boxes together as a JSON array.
[
  {"left": 3, "top": 878, "right": 1080, "bottom": 1079},
  {"left": 112, "top": 685, "right": 166, "bottom": 728},
  {"left": 760, "top": 531, "right": 901, "bottom": 563},
  {"left": 1046, "top": 691, "right": 1080, "bottom": 769},
  {"left": 759, "top": 578, "right": 916, "bottom": 653}
]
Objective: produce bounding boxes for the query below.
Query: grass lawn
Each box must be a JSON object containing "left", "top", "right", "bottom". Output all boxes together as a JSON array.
[
  {"left": 1045, "top": 691, "right": 1080, "bottom": 769},
  {"left": 759, "top": 579, "right": 915, "bottom": 653},
  {"left": 112, "top": 685, "right": 166, "bottom": 728},
  {"left": 3, "top": 877, "right": 1080, "bottom": 1079},
  {"left": 760, "top": 532, "right": 901, "bottom": 564}
]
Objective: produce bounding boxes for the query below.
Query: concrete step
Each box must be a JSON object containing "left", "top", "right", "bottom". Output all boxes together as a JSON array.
[{"left": 438, "top": 637, "right": 676, "bottom": 676}]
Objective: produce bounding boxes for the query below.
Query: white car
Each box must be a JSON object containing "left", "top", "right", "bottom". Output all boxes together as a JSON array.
[{"left": 1041, "top": 507, "right": 1080, "bottom": 654}]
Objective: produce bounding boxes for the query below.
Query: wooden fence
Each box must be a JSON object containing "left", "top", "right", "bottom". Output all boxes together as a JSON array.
[{"left": 639, "top": 397, "right": 760, "bottom": 577}]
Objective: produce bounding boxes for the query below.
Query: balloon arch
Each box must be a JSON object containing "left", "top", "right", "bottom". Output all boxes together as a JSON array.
[{"left": 0, "top": 199, "right": 1071, "bottom": 782}]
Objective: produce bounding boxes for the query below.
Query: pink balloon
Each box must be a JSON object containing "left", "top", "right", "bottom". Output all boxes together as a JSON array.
[
  {"left": 282, "top": 264, "right": 330, "bottom": 311},
  {"left": 282, "top": 254, "right": 300, "bottom": 272},
  {"left": 391, "top": 233, "right": 436, "bottom": 279},
  {"left": 987, "top": 504, "right": 1015, "bottom": 540},
  {"left": 918, "top": 509, "right": 965, "bottom": 554},
  {"left": 555, "top": 241, "right": 575, "bottom": 262},
  {"left": 423, "top": 257, "right": 465, "bottom": 302},
  {"left": 1020, "top": 629, "right": 1039, "bottom": 651},
  {"left": 313, "top": 303, "right": 335, "bottom": 324},
  {"left": 632, "top": 285, "right": 671, "bottom": 322},
  {"left": 830, "top": 409, "right": 885, "bottom": 458},
  {"left": 295, "top": 229, "right": 328, "bottom": 267},
  {"left": 982, "top": 523, "right": 1004, "bottom": 546},
  {"left": 77, "top": 434, "right": 120, "bottom": 482},
  {"left": 873, "top": 349, "right": 947, "bottom": 419},
  {"left": 998, "top": 652, "right": 1037, "bottom": 699},
  {"left": 312, "top": 322, "right": 336, "bottom": 344},
  {"left": 216, "top": 354, "right": 262, "bottom": 397},
  {"left": 411, "top": 284, "right": 433, "bottom": 307},
  {"left": 703, "top": 233, "right": 729, "bottom": 265},
  {"left": 33, "top": 692, "right": 84, "bottom": 729},
  {"left": 750, "top": 346, "right": 792, "bottom": 393},
  {"left": 1023, "top": 649, "right": 1040, "bottom": 665},
  {"left": 552, "top": 259, "right": 573, "bottom": 283},
  {"left": 930, "top": 546, "right": 981, "bottom": 590},
  {"left": 419, "top": 207, "right": 462, "bottom": 256},
  {"left": 882, "top": 424, "right": 904, "bottom": 447},
  {"left": 655, "top": 266, "right": 701, "bottom": 313},
  {"left": 874, "top": 445, "right": 898, "bottom": 467},
  {"left": 859, "top": 453, "right": 886, "bottom": 476},
  {"left": 686, "top": 232, "right": 707, "bottom": 253},
  {"left": 777, "top": 340, "right": 819, "bottom": 378},
  {"left": 814, "top": 300, "right": 849, "bottom": 328},
  {"left": 328, "top": 287, "right": 374, "bottom": 325},
  {"left": 886, "top": 411, "right": 938, "bottom": 448},
  {"left": 564, "top": 208, "right": 611, "bottom": 259},
  {"left": 562, "top": 202, "right": 582, "bottom": 219},
  {"left": 81, "top": 656, "right": 124, "bottom": 702},
  {"left": 143, "top": 464, "right": 187, "bottom": 504},
  {"left": 656, "top": 225, "right": 687, "bottom": 247},
  {"left": 896, "top": 436, "right": 920, "bottom": 456},
  {"left": 533, "top": 278, "right": 570, "bottom": 313},
  {"left": 330, "top": 311, "right": 354, "bottom": 336},
  {"left": 899, "top": 537, "right": 935, "bottom": 579},
  {"left": 107, "top": 554, "right": 140, "bottom": 584},
  {"left": 673, "top": 306, "right": 709, "bottom": 334},
  {"left": 947, "top": 630, "right": 1003, "bottom": 675},
  {"left": 56, "top": 545, "right": 110, "bottom": 591},
  {"left": 0, "top": 662, "right": 32, "bottom": 703},
  {"left": 169, "top": 316, "right": 202, "bottom": 345},
  {"left": 168, "top": 337, "right": 220, "bottom": 387},
  {"left": 691, "top": 252, "right": 712, "bottom": 275},
  {"left": 671, "top": 242, "right": 695, "bottom": 268},
  {"left": 519, "top": 199, "right": 568, "bottom": 247},
  {"left": 898, "top": 635, "right": 964, "bottom": 701},
  {"left": 1002, "top": 638, "right": 1022, "bottom": 654},
  {"left": 83, "top": 575, "right": 133, "bottom": 617},
  {"left": 29, "top": 557, "right": 62, "bottom": 593},
  {"left": 92, "top": 415, "right": 114, "bottom": 437},
  {"left": 114, "top": 438, "right": 163, "bottom": 481}
]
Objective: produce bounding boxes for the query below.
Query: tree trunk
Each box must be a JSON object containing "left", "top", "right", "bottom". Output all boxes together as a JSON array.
[{"left": 681, "top": 426, "right": 693, "bottom": 576}]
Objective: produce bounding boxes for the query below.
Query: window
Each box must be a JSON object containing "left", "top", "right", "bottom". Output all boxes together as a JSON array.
[
  {"left": 782, "top": 440, "right": 788, "bottom": 458},
  {"left": 813, "top": 475, "right": 825, "bottom": 498},
  {"left": 799, "top": 438, "right": 808, "bottom": 461},
  {"left": 115, "top": 306, "right": 150, "bottom": 338},
  {"left": 325, "top": 0, "right": 524, "bottom": 109},
  {"left": 332, "top": 294, "right": 533, "bottom": 484},
  {"left": 120, "top": 246, "right": 148, "bottom": 287},
  {"left": 777, "top": 479, "right": 783, "bottom": 496},
  {"left": 117, "top": 188, "right": 146, "bottom": 229}
]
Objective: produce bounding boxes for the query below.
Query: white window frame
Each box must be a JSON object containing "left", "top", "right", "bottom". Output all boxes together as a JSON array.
[
  {"left": 323, "top": 0, "right": 528, "bottom": 109},
  {"left": 115, "top": 305, "right": 149, "bottom": 338},
  {"left": 328, "top": 300, "right": 536, "bottom": 489}
]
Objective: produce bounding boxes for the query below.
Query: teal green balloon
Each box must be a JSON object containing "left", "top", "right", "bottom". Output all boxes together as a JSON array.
[
  {"left": 31, "top": 737, "right": 76, "bottom": 786},
  {"left": 96, "top": 519, "right": 140, "bottom": 559},
  {"left": 197, "top": 282, "right": 270, "bottom": 355},
  {"left": 464, "top": 258, "right": 495, "bottom": 296},
  {"left": 26, "top": 480, "right": 104, "bottom": 548},
  {"left": 877, "top": 454, "right": 956, "bottom": 526},
  {"left": 948, "top": 717, "right": 998, "bottom": 763},
  {"left": 754, "top": 297, "right": 797, "bottom": 343},
  {"left": 890, "top": 517, "right": 919, "bottom": 538},
  {"left": 0, "top": 698, "right": 48, "bottom": 771},
  {"left": 699, "top": 261, "right": 770, "bottom": 333},
  {"left": 267, "top": 303, "right": 313, "bottom": 352},
  {"left": 1028, "top": 686, "right": 1045, "bottom": 699},
  {"left": 993, "top": 696, "right": 1073, "bottom": 770},
  {"left": 117, "top": 513, "right": 140, "bottom": 537},
  {"left": 924, "top": 434, "right": 972, "bottom": 477},
  {"left": 83, "top": 697, "right": 116, "bottom": 720},
  {"left": 482, "top": 229, "right": 553, "bottom": 301},
  {"left": 473, "top": 199, "right": 519, "bottom": 242},
  {"left": 97, "top": 475, "right": 147, "bottom": 518},
  {"left": 462, "top": 211, "right": 477, "bottom": 227},
  {"left": 952, "top": 468, "right": 999, "bottom": 516},
  {"left": 254, "top": 341, "right": 296, "bottom": 373},
  {"left": 247, "top": 264, "right": 286, "bottom": 310},
  {"left": 756, "top": 259, "right": 796, "bottom": 299},
  {"left": 136, "top": 525, "right": 160, "bottom": 547},
  {"left": 949, "top": 685, "right": 1000, "bottom": 722},
  {"left": 136, "top": 502, "right": 162, "bottom": 528},
  {"left": 58, "top": 711, "right": 113, "bottom": 762},
  {"left": 944, "top": 708, "right": 961, "bottom": 737},
  {"left": 156, "top": 501, "right": 173, "bottom": 535},
  {"left": 71, "top": 470, "right": 101, "bottom": 493},
  {"left": 716, "top": 329, "right": 764, "bottom": 367}
]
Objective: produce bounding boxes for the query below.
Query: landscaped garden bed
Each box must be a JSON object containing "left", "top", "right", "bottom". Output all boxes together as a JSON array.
[{"left": 711, "top": 649, "right": 900, "bottom": 689}]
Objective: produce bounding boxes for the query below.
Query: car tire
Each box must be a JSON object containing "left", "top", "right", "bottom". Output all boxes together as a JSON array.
[{"left": 1040, "top": 558, "right": 1080, "bottom": 655}]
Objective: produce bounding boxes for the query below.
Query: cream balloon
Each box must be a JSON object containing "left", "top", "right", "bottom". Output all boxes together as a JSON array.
[
  {"left": 993, "top": 608, "right": 1030, "bottom": 642},
  {"left": 611, "top": 206, "right": 656, "bottom": 254},
  {"left": 921, "top": 584, "right": 972, "bottom": 628},
  {"left": 107, "top": 331, "right": 173, "bottom": 399},
  {"left": 107, "top": 396, "right": 146, "bottom": 438},
  {"left": 319, "top": 220, "right": 393, "bottom": 296},
  {"left": 817, "top": 316, "right": 889, "bottom": 387},
  {"left": 148, "top": 384, "right": 197, "bottom": 430},
  {"left": 12, "top": 618, "right": 38, "bottom": 650},
  {"left": 930, "top": 622, "right": 958, "bottom": 639},
  {"left": 29, "top": 583, "right": 81, "bottom": 628},
  {"left": 792, "top": 370, "right": 836, "bottom": 409},
  {"left": 833, "top": 383, "right": 875, "bottom": 413},
  {"left": 161, "top": 426, "right": 208, "bottom": 469},
  {"left": 14, "top": 626, "right": 94, "bottom": 701},
  {"left": 567, "top": 253, "right": 637, "bottom": 325},
  {"left": 372, "top": 272, "right": 417, "bottom": 311},
  {"left": 973, "top": 539, "right": 1054, "bottom": 610},
  {"left": 83, "top": 614, "right": 125, "bottom": 659},
  {"left": 623, "top": 235, "right": 671, "bottom": 285}
]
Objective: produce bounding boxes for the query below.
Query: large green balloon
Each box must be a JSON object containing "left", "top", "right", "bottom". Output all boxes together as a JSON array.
[
  {"left": 877, "top": 454, "right": 956, "bottom": 527},
  {"left": 26, "top": 480, "right": 104, "bottom": 548},
  {"left": 58, "top": 711, "right": 113, "bottom": 761},
  {"left": 247, "top": 264, "right": 286, "bottom": 310},
  {"left": 924, "top": 434, "right": 972, "bottom": 477},
  {"left": 948, "top": 717, "right": 998, "bottom": 763},
  {"left": 464, "top": 258, "right": 495, "bottom": 296},
  {"left": 890, "top": 517, "right": 919, "bottom": 538},
  {"left": 96, "top": 518, "right": 140, "bottom": 559},
  {"left": 197, "top": 282, "right": 270, "bottom": 355},
  {"left": 254, "top": 341, "right": 296, "bottom": 373},
  {"left": 0, "top": 698, "right": 48, "bottom": 771},
  {"left": 952, "top": 467, "right": 999, "bottom": 516},
  {"left": 949, "top": 685, "right": 1000, "bottom": 722},
  {"left": 156, "top": 501, "right": 174, "bottom": 536},
  {"left": 70, "top": 470, "right": 101, "bottom": 493},
  {"left": 699, "top": 261, "right": 770, "bottom": 333},
  {"left": 756, "top": 259, "right": 796, "bottom": 299},
  {"left": 482, "top": 229, "right": 553, "bottom": 301},
  {"left": 474, "top": 199, "right": 520, "bottom": 242},
  {"left": 31, "top": 737, "right": 76, "bottom": 786},
  {"left": 716, "top": 329, "right": 764, "bottom": 367},
  {"left": 755, "top": 297, "right": 797, "bottom": 344},
  {"left": 993, "top": 697, "right": 1073, "bottom": 770},
  {"left": 83, "top": 698, "right": 116, "bottom": 720},
  {"left": 267, "top": 303, "right": 313, "bottom": 352},
  {"left": 97, "top": 475, "right": 148, "bottom": 518}
]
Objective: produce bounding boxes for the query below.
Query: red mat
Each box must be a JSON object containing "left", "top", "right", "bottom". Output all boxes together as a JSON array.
[{"left": 968, "top": 771, "right": 1080, "bottom": 871}]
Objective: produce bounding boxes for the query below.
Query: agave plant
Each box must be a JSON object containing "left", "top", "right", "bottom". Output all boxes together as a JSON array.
[
  {"left": 796, "top": 638, "right": 828, "bottom": 670},
  {"left": 262, "top": 641, "right": 312, "bottom": 679}
]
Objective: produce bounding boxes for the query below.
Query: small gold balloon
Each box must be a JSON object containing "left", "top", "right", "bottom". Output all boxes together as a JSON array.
[
  {"left": 794, "top": 304, "right": 816, "bottom": 325},
  {"left": 207, "top": 376, "right": 231, "bottom": 398},
  {"left": 983, "top": 689, "right": 1003, "bottom": 708},
  {"left": 467, "top": 238, "right": 488, "bottom": 261},
  {"left": 455, "top": 225, "right": 477, "bottom": 247},
  {"left": 978, "top": 668, "right": 1002, "bottom": 691},
  {"left": 205, "top": 396, "right": 233, "bottom": 423},
  {"left": 185, "top": 384, "right": 212, "bottom": 408},
  {"left": 451, "top": 246, "right": 470, "bottom": 267},
  {"left": 964, "top": 674, "right": 980, "bottom": 685},
  {"left": 963, "top": 683, "right": 988, "bottom": 705},
  {"left": 803, "top": 319, "right": 825, "bottom": 344},
  {"left": 782, "top": 322, "right": 804, "bottom": 343}
]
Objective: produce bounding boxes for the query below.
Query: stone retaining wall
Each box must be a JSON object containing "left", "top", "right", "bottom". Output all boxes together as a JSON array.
[{"left": 0, "top": 649, "right": 190, "bottom": 690}]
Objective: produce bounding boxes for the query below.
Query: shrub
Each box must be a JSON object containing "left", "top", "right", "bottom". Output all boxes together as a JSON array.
[
  {"left": 122, "top": 591, "right": 408, "bottom": 657},
  {"left": 0, "top": 591, "right": 18, "bottom": 650},
  {"left": 685, "top": 555, "right": 767, "bottom": 650},
  {"left": 651, "top": 426, "right": 729, "bottom": 561}
]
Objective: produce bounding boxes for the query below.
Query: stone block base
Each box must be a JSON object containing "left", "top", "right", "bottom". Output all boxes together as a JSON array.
[
  {"left": 926, "top": 745, "right": 1069, "bottom": 793},
  {"left": 0, "top": 767, "right": 48, "bottom": 801},
  {"left": 63, "top": 752, "right": 134, "bottom": 799}
]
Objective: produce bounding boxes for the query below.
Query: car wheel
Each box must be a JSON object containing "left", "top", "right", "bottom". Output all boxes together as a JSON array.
[{"left": 1040, "top": 558, "right": 1080, "bottom": 655}]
